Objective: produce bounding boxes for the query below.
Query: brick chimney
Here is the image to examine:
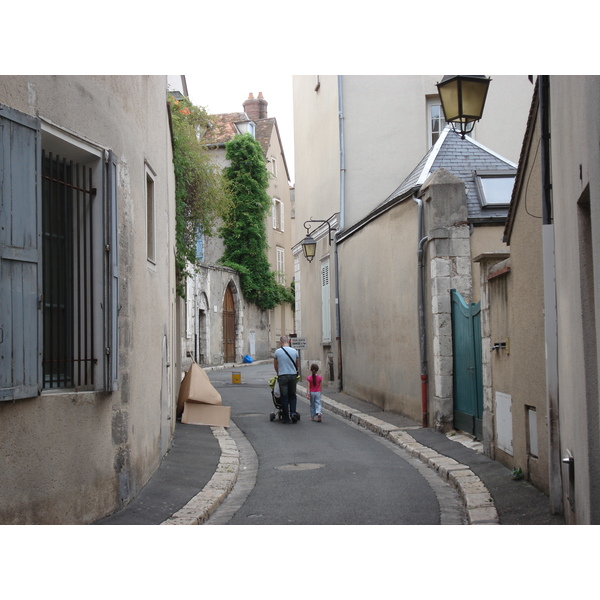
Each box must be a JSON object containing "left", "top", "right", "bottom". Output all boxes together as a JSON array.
[{"left": 243, "top": 92, "right": 268, "bottom": 120}]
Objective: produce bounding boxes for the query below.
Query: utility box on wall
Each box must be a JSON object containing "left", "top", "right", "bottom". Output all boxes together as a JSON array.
[{"left": 495, "top": 391, "right": 513, "bottom": 455}]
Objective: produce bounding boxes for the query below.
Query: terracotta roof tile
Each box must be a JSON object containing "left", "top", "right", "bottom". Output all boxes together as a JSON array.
[{"left": 203, "top": 112, "right": 249, "bottom": 145}]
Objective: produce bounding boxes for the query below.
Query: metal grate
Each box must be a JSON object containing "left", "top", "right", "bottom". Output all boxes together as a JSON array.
[{"left": 41, "top": 151, "right": 97, "bottom": 389}]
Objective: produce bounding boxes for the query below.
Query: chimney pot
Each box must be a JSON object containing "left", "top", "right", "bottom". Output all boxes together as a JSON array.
[{"left": 243, "top": 91, "right": 268, "bottom": 120}]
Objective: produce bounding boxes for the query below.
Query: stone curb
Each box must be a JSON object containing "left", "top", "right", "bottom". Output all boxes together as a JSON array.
[
  {"left": 161, "top": 383, "right": 499, "bottom": 525},
  {"left": 161, "top": 426, "right": 240, "bottom": 525},
  {"left": 317, "top": 391, "right": 500, "bottom": 525}
]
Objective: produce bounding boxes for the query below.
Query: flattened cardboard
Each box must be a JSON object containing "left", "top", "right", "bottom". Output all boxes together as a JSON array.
[
  {"left": 181, "top": 402, "right": 231, "bottom": 427},
  {"left": 177, "top": 362, "right": 222, "bottom": 417}
]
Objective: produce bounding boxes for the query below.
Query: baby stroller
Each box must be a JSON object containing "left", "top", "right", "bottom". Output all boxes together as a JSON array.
[{"left": 269, "top": 377, "right": 300, "bottom": 423}]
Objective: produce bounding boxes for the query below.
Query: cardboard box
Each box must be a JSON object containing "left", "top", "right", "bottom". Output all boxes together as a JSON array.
[
  {"left": 181, "top": 402, "right": 231, "bottom": 427},
  {"left": 177, "top": 362, "right": 222, "bottom": 417}
]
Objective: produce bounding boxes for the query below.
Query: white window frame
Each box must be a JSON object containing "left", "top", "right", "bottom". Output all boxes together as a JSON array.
[
  {"left": 474, "top": 170, "right": 516, "bottom": 207},
  {"left": 276, "top": 246, "right": 285, "bottom": 284},
  {"left": 272, "top": 198, "right": 284, "bottom": 231},
  {"left": 427, "top": 96, "right": 446, "bottom": 147},
  {"left": 236, "top": 121, "right": 255, "bottom": 137}
]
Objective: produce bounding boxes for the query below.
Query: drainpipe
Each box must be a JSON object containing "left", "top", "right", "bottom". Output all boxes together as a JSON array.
[
  {"left": 338, "top": 75, "right": 346, "bottom": 231},
  {"left": 413, "top": 194, "right": 430, "bottom": 427},
  {"left": 335, "top": 75, "right": 346, "bottom": 391}
]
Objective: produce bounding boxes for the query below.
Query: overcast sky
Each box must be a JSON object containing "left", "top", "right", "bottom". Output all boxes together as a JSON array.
[{"left": 6, "top": 4, "right": 582, "bottom": 190}]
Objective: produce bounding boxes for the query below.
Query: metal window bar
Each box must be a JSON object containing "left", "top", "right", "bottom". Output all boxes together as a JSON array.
[{"left": 42, "top": 151, "right": 96, "bottom": 389}]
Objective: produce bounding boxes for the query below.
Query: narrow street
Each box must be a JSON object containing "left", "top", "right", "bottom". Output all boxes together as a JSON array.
[{"left": 205, "top": 363, "right": 467, "bottom": 525}]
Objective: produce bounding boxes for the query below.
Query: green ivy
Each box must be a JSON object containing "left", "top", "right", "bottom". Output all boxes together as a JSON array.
[
  {"left": 168, "top": 95, "right": 231, "bottom": 298},
  {"left": 220, "top": 133, "right": 294, "bottom": 310}
]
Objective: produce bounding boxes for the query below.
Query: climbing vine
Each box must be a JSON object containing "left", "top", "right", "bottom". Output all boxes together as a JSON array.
[
  {"left": 168, "top": 95, "right": 231, "bottom": 297},
  {"left": 220, "top": 133, "right": 294, "bottom": 310}
]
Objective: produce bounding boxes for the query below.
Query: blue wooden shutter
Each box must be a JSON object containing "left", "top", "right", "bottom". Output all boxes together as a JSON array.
[
  {"left": 321, "top": 259, "right": 331, "bottom": 343},
  {"left": 105, "top": 150, "right": 119, "bottom": 391},
  {"left": 0, "top": 104, "right": 42, "bottom": 400}
]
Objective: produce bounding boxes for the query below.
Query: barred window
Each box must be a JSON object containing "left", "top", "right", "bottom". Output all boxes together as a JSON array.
[
  {"left": 41, "top": 151, "right": 96, "bottom": 388},
  {"left": 0, "top": 102, "right": 119, "bottom": 400}
]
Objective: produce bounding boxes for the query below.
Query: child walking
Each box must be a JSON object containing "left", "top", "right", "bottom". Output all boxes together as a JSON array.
[{"left": 306, "top": 363, "right": 323, "bottom": 422}]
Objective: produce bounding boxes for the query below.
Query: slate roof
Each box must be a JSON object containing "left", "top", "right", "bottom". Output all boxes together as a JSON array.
[{"left": 381, "top": 126, "right": 518, "bottom": 224}]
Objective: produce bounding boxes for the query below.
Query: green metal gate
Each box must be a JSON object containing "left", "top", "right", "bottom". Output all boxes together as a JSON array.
[{"left": 451, "top": 289, "right": 483, "bottom": 439}]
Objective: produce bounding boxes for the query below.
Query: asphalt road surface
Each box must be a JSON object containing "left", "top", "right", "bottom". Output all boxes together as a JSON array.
[{"left": 206, "top": 363, "right": 466, "bottom": 525}]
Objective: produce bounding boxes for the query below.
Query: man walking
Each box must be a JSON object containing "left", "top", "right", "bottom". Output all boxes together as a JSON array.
[{"left": 273, "top": 336, "right": 300, "bottom": 423}]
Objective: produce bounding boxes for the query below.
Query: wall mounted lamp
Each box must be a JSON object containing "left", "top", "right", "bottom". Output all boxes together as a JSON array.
[
  {"left": 301, "top": 218, "right": 336, "bottom": 263},
  {"left": 436, "top": 75, "right": 491, "bottom": 139}
]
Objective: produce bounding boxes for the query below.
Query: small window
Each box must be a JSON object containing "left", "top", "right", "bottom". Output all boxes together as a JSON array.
[
  {"left": 475, "top": 171, "right": 516, "bottom": 207},
  {"left": 237, "top": 121, "right": 255, "bottom": 137},
  {"left": 272, "top": 198, "right": 284, "bottom": 231},
  {"left": 270, "top": 157, "right": 277, "bottom": 177},
  {"left": 146, "top": 164, "right": 156, "bottom": 263},
  {"left": 276, "top": 247, "right": 285, "bottom": 284},
  {"left": 427, "top": 96, "right": 446, "bottom": 147}
]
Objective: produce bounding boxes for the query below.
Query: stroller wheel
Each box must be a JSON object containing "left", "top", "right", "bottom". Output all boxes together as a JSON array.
[{"left": 270, "top": 413, "right": 275, "bottom": 421}]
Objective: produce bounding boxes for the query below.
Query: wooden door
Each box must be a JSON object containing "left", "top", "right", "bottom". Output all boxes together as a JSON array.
[{"left": 223, "top": 286, "right": 235, "bottom": 363}]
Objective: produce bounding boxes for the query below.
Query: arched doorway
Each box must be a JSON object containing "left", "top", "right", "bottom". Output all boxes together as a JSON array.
[{"left": 223, "top": 285, "right": 236, "bottom": 363}]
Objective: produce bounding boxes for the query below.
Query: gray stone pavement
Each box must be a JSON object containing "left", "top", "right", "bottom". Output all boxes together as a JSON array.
[{"left": 96, "top": 361, "right": 564, "bottom": 526}]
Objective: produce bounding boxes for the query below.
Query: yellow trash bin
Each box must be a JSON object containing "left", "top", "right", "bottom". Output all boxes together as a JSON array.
[{"left": 232, "top": 372, "right": 241, "bottom": 384}]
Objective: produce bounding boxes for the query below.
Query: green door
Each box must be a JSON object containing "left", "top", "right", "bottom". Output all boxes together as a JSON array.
[{"left": 451, "top": 289, "right": 483, "bottom": 439}]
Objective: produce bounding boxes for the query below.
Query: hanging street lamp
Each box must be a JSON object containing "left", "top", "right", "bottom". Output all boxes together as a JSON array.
[
  {"left": 436, "top": 75, "right": 492, "bottom": 138},
  {"left": 301, "top": 232, "right": 317, "bottom": 262},
  {"left": 300, "top": 218, "right": 335, "bottom": 263}
]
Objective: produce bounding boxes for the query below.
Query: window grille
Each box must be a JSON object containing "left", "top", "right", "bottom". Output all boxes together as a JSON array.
[{"left": 41, "top": 151, "right": 97, "bottom": 388}]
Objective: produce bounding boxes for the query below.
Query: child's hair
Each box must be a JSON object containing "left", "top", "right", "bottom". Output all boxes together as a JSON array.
[{"left": 310, "top": 363, "right": 319, "bottom": 387}]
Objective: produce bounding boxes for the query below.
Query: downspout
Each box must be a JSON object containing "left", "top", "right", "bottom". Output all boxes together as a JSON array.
[
  {"left": 413, "top": 194, "right": 430, "bottom": 427},
  {"left": 335, "top": 75, "right": 345, "bottom": 391},
  {"left": 338, "top": 75, "right": 346, "bottom": 231}
]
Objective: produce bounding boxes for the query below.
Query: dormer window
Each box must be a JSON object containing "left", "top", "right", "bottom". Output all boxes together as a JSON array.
[
  {"left": 237, "top": 120, "right": 255, "bottom": 137},
  {"left": 475, "top": 170, "right": 516, "bottom": 207}
]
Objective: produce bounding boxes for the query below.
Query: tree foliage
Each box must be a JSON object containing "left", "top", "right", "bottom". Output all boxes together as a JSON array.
[
  {"left": 168, "top": 95, "right": 230, "bottom": 297},
  {"left": 220, "top": 133, "right": 294, "bottom": 310}
]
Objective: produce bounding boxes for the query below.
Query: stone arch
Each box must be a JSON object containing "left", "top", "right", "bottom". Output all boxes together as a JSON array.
[{"left": 222, "top": 281, "right": 239, "bottom": 363}]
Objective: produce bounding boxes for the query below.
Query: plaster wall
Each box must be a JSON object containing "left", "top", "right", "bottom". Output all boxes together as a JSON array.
[
  {"left": 549, "top": 76, "right": 600, "bottom": 523},
  {"left": 469, "top": 225, "right": 507, "bottom": 304},
  {"left": 0, "top": 76, "right": 177, "bottom": 523},
  {"left": 488, "top": 156, "right": 549, "bottom": 492},
  {"left": 338, "top": 201, "right": 421, "bottom": 419},
  {"left": 292, "top": 75, "right": 340, "bottom": 231}
]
